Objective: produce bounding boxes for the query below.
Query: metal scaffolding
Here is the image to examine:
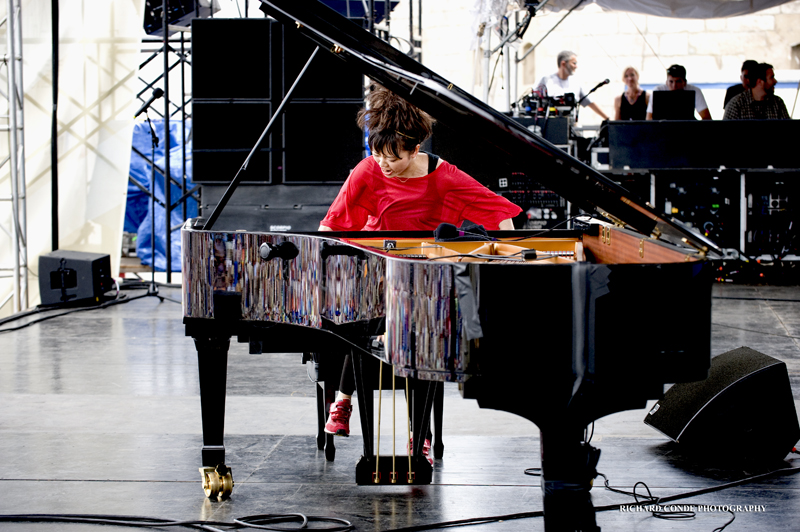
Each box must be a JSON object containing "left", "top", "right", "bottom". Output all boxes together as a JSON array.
[{"left": 0, "top": 0, "right": 27, "bottom": 314}]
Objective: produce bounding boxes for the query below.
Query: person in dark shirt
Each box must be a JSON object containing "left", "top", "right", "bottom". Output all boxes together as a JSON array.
[
  {"left": 723, "top": 62, "right": 790, "bottom": 120},
  {"left": 724, "top": 60, "right": 759, "bottom": 110},
  {"left": 614, "top": 66, "right": 648, "bottom": 120}
]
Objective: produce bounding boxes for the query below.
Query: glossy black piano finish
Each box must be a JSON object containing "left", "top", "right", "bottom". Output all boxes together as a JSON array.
[
  {"left": 183, "top": 219, "right": 716, "bottom": 517},
  {"left": 182, "top": 1, "right": 723, "bottom": 527}
]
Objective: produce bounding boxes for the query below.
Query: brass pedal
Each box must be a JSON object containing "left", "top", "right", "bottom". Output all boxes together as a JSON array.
[{"left": 355, "top": 455, "right": 432, "bottom": 485}]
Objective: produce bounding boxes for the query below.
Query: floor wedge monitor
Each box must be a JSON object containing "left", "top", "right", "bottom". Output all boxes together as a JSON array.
[
  {"left": 38, "top": 250, "right": 113, "bottom": 306},
  {"left": 644, "top": 346, "right": 800, "bottom": 464}
]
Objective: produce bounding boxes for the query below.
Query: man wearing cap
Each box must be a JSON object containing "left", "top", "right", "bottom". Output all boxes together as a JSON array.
[
  {"left": 535, "top": 50, "right": 609, "bottom": 120},
  {"left": 646, "top": 64, "right": 712, "bottom": 120},
  {"left": 723, "top": 62, "right": 790, "bottom": 120}
]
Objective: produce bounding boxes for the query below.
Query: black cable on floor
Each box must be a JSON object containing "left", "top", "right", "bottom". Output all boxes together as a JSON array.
[
  {"left": 712, "top": 296, "right": 800, "bottom": 302},
  {"left": 3, "top": 466, "right": 798, "bottom": 531},
  {"left": 520, "top": 465, "right": 800, "bottom": 532},
  {"left": 0, "top": 281, "right": 184, "bottom": 334},
  {"left": 0, "top": 512, "right": 353, "bottom": 531},
  {"left": 0, "top": 292, "right": 151, "bottom": 334},
  {"left": 0, "top": 283, "right": 181, "bottom": 334}
]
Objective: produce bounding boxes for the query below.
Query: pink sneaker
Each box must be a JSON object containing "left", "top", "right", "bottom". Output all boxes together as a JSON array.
[
  {"left": 409, "top": 437, "right": 434, "bottom": 466},
  {"left": 324, "top": 399, "right": 352, "bottom": 437}
]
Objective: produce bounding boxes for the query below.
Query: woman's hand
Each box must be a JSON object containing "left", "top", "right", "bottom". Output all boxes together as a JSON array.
[{"left": 499, "top": 218, "right": 515, "bottom": 230}]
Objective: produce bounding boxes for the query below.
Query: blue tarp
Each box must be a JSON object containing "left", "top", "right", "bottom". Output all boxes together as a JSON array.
[{"left": 126, "top": 119, "right": 196, "bottom": 272}]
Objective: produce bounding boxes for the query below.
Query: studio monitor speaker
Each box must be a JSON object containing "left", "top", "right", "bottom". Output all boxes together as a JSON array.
[
  {"left": 644, "top": 346, "right": 800, "bottom": 464},
  {"left": 38, "top": 250, "right": 113, "bottom": 306}
]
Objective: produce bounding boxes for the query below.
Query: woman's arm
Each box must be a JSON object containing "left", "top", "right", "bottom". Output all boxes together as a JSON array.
[{"left": 613, "top": 95, "right": 622, "bottom": 120}]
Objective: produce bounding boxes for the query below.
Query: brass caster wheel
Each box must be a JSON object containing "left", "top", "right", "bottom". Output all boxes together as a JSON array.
[{"left": 200, "top": 464, "right": 234, "bottom": 501}]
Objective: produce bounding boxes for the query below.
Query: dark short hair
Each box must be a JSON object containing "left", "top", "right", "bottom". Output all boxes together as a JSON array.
[
  {"left": 667, "top": 64, "right": 686, "bottom": 80},
  {"left": 745, "top": 62, "right": 773, "bottom": 84},
  {"left": 741, "top": 59, "right": 759, "bottom": 72},
  {"left": 357, "top": 84, "right": 434, "bottom": 158}
]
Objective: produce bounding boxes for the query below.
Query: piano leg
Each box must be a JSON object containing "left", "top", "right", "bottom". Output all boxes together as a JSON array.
[
  {"left": 194, "top": 337, "right": 234, "bottom": 500},
  {"left": 352, "top": 348, "right": 374, "bottom": 458},
  {"left": 308, "top": 352, "right": 337, "bottom": 461},
  {"left": 540, "top": 427, "right": 601, "bottom": 532},
  {"left": 432, "top": 381, "right": 444, "bottom": 459},
  {"left": 410, "top": 378, "right": 436, "bottom": 463},
  {"left": 195, "top": 337, "right": 230, "bottom": 466}
]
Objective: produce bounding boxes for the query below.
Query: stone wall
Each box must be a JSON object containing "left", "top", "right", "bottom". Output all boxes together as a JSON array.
[{"left": 387, "top": 0, "right": 800, "bottom": 125}]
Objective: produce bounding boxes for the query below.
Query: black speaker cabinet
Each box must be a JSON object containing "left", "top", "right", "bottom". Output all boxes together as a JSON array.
[
  {"left": 644, "top": 346, "right": 800, "bottom": 464},
  {"left": 38, "top": 250, "right": 113, "bottom": 306},
  {"left": 192, "top": 18, "right": 364, "bottom": 184}
]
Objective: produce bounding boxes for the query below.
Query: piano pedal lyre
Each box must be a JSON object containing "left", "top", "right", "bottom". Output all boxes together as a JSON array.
[
  {"left": 199, "top": 463, "right": 234, "bottom": 501},
  {"left": 355, "top": 349, "right": 433, "bottom": 485},
  {"left": 373, "top": 361, "right": 408, "bottom": 484}
]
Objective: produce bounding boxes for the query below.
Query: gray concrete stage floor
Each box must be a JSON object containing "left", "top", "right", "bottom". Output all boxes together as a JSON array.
[{"left": 0, "top": 284, "right": 799, "bottom": 531}]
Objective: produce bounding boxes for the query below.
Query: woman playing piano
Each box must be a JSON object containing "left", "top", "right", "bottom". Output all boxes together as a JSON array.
[{"left": 318, "top": 86, "right": 521, "bottom": 462}]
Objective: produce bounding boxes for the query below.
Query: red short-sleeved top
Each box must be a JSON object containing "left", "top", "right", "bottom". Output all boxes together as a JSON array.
[{"left": 320, "top": 156, "right": 522, "bottom": 231}]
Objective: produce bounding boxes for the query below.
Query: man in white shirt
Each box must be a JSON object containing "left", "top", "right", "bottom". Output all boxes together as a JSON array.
[
  {"left": 535, "top": 50, "right": 609, "bottom": 120},
  {"left": 646, "top": 64, "right": 712, "bottom": 120}
]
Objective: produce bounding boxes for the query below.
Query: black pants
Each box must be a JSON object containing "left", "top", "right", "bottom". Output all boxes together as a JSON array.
[{"left": 338, "top": 353, "right": 357, "bottom": 396}]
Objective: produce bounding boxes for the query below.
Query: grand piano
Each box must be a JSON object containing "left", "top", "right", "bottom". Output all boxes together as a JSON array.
[{"left": 182, "top": 1, "right": 723, "bottom": 530}]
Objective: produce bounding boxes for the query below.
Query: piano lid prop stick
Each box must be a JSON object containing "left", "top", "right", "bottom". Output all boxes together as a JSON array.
[
  {"left": 406, "top": 377, "right": 414, "bottom": 483},
  {"left": 203, "top": 47, "right": 320, "bottom": 230},
  {"left": 391, "top": 367, "right": 397, "bottom": 484},
  {"left": 374, "top": 361, "right": 383, "bottom": 484}
]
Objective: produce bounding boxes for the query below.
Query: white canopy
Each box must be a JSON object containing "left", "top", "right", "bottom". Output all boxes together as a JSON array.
[{"left": 539, "top": 0, "right": 795, "bottom": 19}]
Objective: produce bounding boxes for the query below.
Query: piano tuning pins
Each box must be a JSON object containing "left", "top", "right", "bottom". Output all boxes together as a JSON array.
[{"left": 331, "top": 45, "right": 344, "bottom": 54}]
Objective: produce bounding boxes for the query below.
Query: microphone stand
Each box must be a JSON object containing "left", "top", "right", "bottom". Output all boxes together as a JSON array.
[
  {"left": 578, "top": 80, "right": 608, "bottom": 107},
  {"left": 576, "top": 80, "right": 609, "bottom": 123},
  {"left": 135, "top": 106, "right": 180, "bottom": 305},
  {"left": 574, "top": 79, "right": 608, "bottom": 140},
  {"left": 145, "top": 112, "right": 158, "bottom": 298}
]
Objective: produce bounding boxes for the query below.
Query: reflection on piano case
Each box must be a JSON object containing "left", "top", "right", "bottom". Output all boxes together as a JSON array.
[
  {"left": 183, "top": 220, "right": 717, "bottom": 525},
  {"left": 182, "top": 1, "right": 724, "bottom": 529}
]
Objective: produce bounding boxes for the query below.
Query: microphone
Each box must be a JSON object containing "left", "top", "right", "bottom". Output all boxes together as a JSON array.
[
  {"left": 434, "top": 222, "right": 494, "bottom": 242},
  {"left": 134, "top": 88, "right": 164, "bottom": 118},
  {"left": 590, "top": 79, "right": 610, "bottom": 92},
  {"left": 259, "top": 241, "right": 299, "bottom": 261},
  {"left": 578, "top": 79, "right": 609, "bottom": 105},
  {"left": 433, "top": 223, "right": 460, "bottom": 241}
]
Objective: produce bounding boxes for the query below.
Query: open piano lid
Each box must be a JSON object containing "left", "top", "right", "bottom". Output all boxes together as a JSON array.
[{"left": 259, "top": 0, "right": 722, "bottom": 258}]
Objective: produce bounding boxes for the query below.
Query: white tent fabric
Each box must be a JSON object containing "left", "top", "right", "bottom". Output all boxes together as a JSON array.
[
  {"left": 540, "top": 0, "right": 796, "bottom": 19},
  {"left": 0, "top": 0, "right": 145, "bottom": 315}
]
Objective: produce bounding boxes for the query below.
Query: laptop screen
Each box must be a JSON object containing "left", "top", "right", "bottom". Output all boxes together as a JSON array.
[{"left": 652, "top": 90, "right": 696, "bottom": 120}]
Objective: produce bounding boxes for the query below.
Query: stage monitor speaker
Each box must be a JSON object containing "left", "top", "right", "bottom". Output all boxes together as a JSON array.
[
  {"left": 644, "top": 346, "right": 800, "bottom": 464},
  {"left": 38, "top": 250, "right": 113, "bottom": 306},
  {"left": 281, "top": 101, "right": 364, "bottom": 183},
  {"left": 192, "top": 18, "right": 278, "bottom": 100},
  {"left": 280, "top": 23, "right": 363, "bottom": 100},
  {"left": 192, "top": 101, "right": 274, "bottom": 183}
]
